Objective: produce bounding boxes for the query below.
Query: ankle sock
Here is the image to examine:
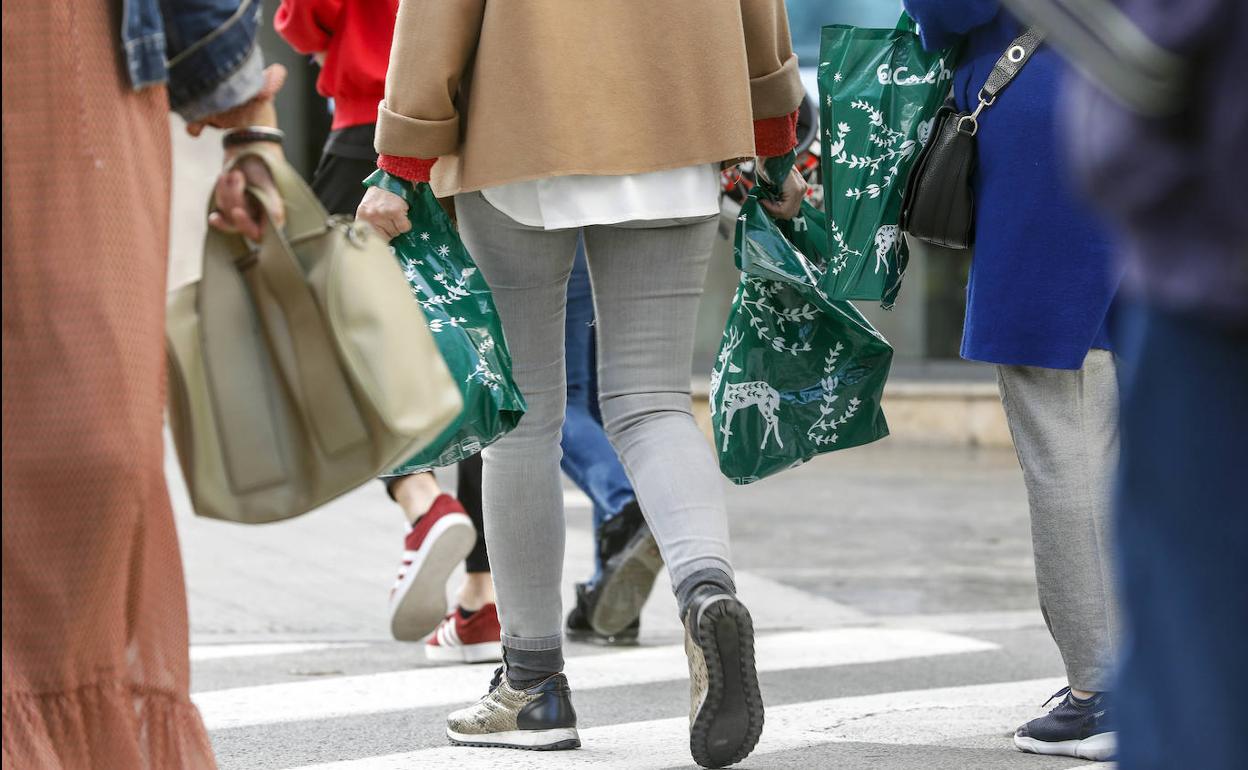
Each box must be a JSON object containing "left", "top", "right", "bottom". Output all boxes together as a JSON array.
[
  {"left": 458, "top": 606, "right": 478, "bottom": 620},
  {"left": 503, "top": 646, "right": 563, "bottom": 690}
]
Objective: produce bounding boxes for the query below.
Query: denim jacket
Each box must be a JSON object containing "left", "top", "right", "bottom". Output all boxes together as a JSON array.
[{"left": 122, "top": 0, "right": 265, "bottom": 121}]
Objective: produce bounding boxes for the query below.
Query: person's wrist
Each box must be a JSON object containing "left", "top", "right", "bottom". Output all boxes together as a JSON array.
[{"left": 216, "top": 96, "right": 278, "bottom": 130}]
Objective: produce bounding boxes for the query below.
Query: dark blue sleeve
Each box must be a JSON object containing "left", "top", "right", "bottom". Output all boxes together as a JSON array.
[
  {"left": 903, "top": 0, "right": 1001, "bottom": 50},
  {"left": 160, "top": 0, "right": 264, "bottom": 119}
]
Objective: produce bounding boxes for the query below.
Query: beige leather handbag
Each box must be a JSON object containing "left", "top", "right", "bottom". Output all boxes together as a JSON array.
[{"left": 166, "top": 150, "right": 461, "bottom": 524}]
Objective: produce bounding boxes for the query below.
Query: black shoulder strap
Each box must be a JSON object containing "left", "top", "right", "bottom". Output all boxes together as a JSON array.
[
  {"left": 982, "top": 27, "right": 1046, "bottom": 103},
  {"left": 958, "top": 27, "right": 1045, "bottom": 133}
]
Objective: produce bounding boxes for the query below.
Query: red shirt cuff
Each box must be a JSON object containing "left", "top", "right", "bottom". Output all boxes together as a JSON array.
[
  {"left": 753, "top": 111, "right": 799, "bottom": 158},
  {"left": 377, "top": 154, "right": 437, "bottom": 184}
]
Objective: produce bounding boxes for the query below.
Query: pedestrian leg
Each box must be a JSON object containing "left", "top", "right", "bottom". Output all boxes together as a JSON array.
[
  {"left": 1114, "top": 303, "right": 1248, "bottom": 770},
  {"left": 453, "top": 191, "right": 580, "bottom": 677},
  {"left": 585, "top": 217, "right": 764, "bottom": 768},
  {"left": 997, "top": 350, "right": 1120, "bottom": 760},
  {"left": 561, "top": 235, "right": 658, "bottom": 643}
]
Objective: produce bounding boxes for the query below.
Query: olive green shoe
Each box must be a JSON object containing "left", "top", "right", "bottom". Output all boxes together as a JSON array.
[
  {"left": 446, "top": 667, "right": 580, "bottom": 751},
  {"left": 683, "top": 590, "right": 764, "bottom": 768}
]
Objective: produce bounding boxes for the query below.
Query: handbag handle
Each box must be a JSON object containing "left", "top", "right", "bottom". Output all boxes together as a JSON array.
[
  {"left": 243, "top": 183, "right": 370, "bottom": 457},
  {"left": 200, "top": 153, "right": 369, "bottom": 467},
  {"left": 216, "top": 147, "right": 330, "bottom": 244},
  {"left": 959, "top": 28, "right": 1045, "bottom": 135}
]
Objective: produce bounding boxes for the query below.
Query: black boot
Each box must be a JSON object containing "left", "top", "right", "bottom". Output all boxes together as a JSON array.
[
  {"left": 566, "top": 582, "right": 641, "bottom": 645},
  {"left": 587, "top": 501, "right": 663, "bottom": 636}
]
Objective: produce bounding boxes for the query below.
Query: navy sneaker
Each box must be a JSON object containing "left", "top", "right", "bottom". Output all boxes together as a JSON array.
[{"left": 1014, "top": 687, "right": 1116, "bottom": 761}]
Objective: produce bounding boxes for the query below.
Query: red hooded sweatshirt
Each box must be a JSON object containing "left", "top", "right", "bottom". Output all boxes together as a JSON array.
[{"left": 275, "top": 0, "right": 397, "bottom": 130}]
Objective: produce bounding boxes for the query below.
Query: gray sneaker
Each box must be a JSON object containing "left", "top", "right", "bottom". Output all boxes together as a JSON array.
[
  {"left": 446, "top": 667, "right": 580, "bottom": 751},
  {"left": 683, "top": 589, "right": 764, "bottom": 768}
]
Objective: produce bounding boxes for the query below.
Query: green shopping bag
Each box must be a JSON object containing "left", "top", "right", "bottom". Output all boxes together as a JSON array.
[
  {"left": 713, "top": 153, "right": 893, "bottom": 484},
  {"left": 364, "top": 170, "right": 526, "bottom": 475},
  {"left": 818, "top": 14, "right": 956, "bottom": 307}
]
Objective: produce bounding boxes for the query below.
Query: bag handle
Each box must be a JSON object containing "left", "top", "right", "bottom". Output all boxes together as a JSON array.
[
  {"left": 242, "top": 183, "right": 370, "bottom": 457},
  {"left": 755, "top": 150, "right": 797, "bottom": 201},
  {"left": 958, "top": 28, "right": 1045, "bottom": 135},
  {"left": 198, "top": 220, "right": 290, "bottom": 494},
  {"left": 216, "top": 146, "right": 330, "bottom": 243},
  {"left": 199, "top": 152, "right": 369, "bottom": 464}
]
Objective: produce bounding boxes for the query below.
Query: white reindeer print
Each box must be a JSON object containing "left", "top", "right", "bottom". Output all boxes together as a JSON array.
[
  {"left": 712, "top": 327, "right": 784, "bottom": 453},
  {"left": 709, "top": 326, "right": 741, "bottom": 411},
  {"left": 873, "top": 225, "right": 899, "bottom": 274},
  {"left": 719, "top": 382, "right": 784, "bottom": 452}
]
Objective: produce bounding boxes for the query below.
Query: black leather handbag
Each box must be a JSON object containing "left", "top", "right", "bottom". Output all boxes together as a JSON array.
[{"left": 900, "top": 28, "right": 1045, "bottom": 250}]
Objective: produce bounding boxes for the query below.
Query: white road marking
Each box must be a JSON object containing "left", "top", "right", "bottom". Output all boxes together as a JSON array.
[
  {"left": 190, "top": 642, "right": 366, "bottom": 662},
  {"left": 292, "top": 677, "right": 1067, "bottom": 769},
  {"left": 194, "top": 627, "right": 996, "bottom": 730},
  {"left": 877, "top": 609, "right": 1046, "bottom": 633}
]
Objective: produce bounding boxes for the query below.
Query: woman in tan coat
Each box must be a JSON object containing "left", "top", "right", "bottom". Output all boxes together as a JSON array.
[{"left": 357, "top": 2, "right": 805, "bottom": 766}]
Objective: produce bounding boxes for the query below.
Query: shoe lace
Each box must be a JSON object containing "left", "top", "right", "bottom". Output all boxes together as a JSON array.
[
  {"left": 1041, "top": 686, "right": 1072, "bottom": 708},
  {"left": 487, "top": 666, "right": 505, "bottom": 695}
]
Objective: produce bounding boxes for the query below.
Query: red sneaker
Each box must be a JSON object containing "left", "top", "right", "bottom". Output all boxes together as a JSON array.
[
  {"left": 389, "top": 494, "right": 477, "bottom": 641},
  {"left": 425, "top": 603, "right": 503, "bottom": 663}
]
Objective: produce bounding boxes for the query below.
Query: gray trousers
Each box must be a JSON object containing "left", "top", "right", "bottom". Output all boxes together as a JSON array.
[
  {"left": 455, "top": 192, "right": 733, "bottom": 654},
  {"left": 997, "top": 349, "right": 1120, "bottom": 692}
]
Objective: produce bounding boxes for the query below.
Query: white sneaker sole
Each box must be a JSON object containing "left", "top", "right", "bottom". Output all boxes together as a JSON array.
[
  {"left": 1014, "top": 731, "right": 1117, "bottom": 761},
  {"left": 447, "top": 727, "right": 580, "bottom": 750},
  {"left": 425, "top": 640, "right": 502, "bottom": 664},
  {"left": 389, "top": 513, "right": 476, "bottom": 642}
]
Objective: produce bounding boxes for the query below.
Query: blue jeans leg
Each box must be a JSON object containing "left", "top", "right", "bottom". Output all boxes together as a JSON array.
[
  {"left": 560, "top": 236, "right": 637, "bottom": 581},
  {"left": 1113, "top": 301, "right": 1248, "bottom": 770}
]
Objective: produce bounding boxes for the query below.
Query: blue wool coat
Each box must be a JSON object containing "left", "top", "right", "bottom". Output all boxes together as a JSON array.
[{"left": 903, "top": 0, "right": 1121, "bottom": 369}]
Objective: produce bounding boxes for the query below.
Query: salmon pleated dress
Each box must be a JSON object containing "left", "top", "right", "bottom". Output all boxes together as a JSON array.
[{"left": 2, "top": 1, "right": 216, "bottom": 767}]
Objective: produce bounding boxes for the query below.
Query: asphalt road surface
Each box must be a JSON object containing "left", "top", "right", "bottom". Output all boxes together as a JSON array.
[{"left": 176, "top": 442, "right": 1115, "bottom": 770}]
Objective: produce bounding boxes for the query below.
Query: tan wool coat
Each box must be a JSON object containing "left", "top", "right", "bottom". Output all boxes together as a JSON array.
[{"left": 375, "top": 0, "right": 805, "bottom": 196}]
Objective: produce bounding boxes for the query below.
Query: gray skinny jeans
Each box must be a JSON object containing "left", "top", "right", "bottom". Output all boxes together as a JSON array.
[{"left": 454, "top": 191, "right": 734, "bottom": 655}]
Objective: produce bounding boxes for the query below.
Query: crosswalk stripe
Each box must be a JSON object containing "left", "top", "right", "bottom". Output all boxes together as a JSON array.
[
  {"left": 194, "top": 627, "right": 996, "bottom": 731},
  {"left": 292, "top": 677, "right": 1067, "bottom": 769},
  {"left": 190, "top": 642, "right": 366, "bottom": 662}
]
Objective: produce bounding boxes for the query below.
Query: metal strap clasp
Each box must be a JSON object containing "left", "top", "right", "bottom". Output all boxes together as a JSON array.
[{"left": 957, "top": 89, "right": 998, "bottom": 136}]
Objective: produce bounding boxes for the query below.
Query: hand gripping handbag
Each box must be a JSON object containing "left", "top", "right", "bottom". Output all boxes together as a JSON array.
[{"left": 166, "top": 149, "right": 462, "bottom": 524}]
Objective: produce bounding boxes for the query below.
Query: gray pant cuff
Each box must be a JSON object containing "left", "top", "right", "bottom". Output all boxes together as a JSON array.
[
  {"left": 675, "top": 564, "right": 738, "bottom": 618},
  {"left": 669, "top": 558, "right": 735, "bottom": 592},
  {"left": 1068, "top": 667, "right": 1115, "bottom": 694},
  {"left": 503, "top": 644, "right": 565, "bottom": 683},
  {"left": 501, "top": 633, "right": 563, "bottom": 652}
]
